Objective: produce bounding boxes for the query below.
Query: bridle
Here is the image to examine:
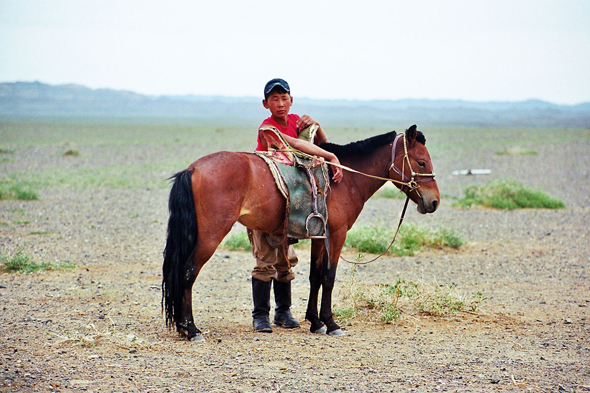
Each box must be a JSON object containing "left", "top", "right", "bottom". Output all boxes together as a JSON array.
[
  {"left": 389, "top": 133, "right": 436, "bottom": 196},
  {"left": 338, "top": 132, "right": 436, "bottom": 265}
]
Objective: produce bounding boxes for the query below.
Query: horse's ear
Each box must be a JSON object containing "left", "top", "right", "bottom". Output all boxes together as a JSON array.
[{"left": 406, "top": 125, "right": 417, "bottom": 144}]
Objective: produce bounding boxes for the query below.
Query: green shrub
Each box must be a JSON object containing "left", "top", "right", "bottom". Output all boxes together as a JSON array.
[
  {"left": 344, "top": 223, "right": 463, "bottom": 257},
  {"left": 222, "top": 233, "right": 315, "bottom": 252},
  {"left": 1, "top": 249, "right": 75, "bottom": 273},
  {"left": 0, "top": 149, "right": 15, "bottom": 164},
  {"left": 332, "top": 308, "right": 358, "bottom": 322},
  {"left": 292, "top": 239, "right": 311, "bottom": 248},
  {"left": 222, "top": 231, "right": 252, "bottom": 252},
  {"left": 334, "top": 269, "right": 486, "bottom": 325},
  {"left": 373, "top": 187, "right": 403, "bottom": 199},
  {"left": 455, "top": 179, "right": 565, "bottom": 210},
  {"left": 345, "top": 226, "right": 394, "bottom": 255},
  {"left": 221, "top": 223, "right": 463, "bottom": 258},
  {"left": 0, "top": 178, "right": 39, "bottom": 200},
  {"left": 63, "top": 149, "right": 81, "bottom": 157}
]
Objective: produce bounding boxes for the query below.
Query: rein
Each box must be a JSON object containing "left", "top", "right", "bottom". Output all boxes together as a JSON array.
[
  {"left": 340, "top": 196, "right": 410, "bottom": 265},
  {"left": 270, "top": 133, "right": 436, "bottom": 265}
]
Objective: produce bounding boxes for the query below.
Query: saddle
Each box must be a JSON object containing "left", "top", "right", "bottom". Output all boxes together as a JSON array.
[{"left": 255, "top": 125, "right": 330, "bottom": 239}]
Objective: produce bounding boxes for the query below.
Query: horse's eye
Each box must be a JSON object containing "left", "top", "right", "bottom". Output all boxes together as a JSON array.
[{"left": 418, "top": 161, "right": 426, "bottom": 167}]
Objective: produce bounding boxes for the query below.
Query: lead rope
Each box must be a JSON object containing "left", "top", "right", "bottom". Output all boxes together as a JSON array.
[
  {"left": 266, "top": 148, "right": 413, "bottom": 187},
  {"left": 339, "top": 196, "right": 410, "bottom": 265}
]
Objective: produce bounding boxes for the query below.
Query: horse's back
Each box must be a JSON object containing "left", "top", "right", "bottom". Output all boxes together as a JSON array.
[
  {"left": 187, "top": 151, "right": 250, "bottom": 174},
  {"left": 188, "top": 151, "right": 286, "bottom": 234}
]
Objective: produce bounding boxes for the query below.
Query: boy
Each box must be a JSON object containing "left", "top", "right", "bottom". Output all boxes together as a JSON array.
[{"left": 249, "top": 78, "right": 343, "bottom": 333}]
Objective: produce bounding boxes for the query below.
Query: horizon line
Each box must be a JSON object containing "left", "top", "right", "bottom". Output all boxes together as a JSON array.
[{"left": 2, "top": 80, "right": 589, "bottom": 107}]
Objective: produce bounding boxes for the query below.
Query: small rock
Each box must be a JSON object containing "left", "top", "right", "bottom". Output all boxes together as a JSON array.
[
  {"left": 129, "top": 348, "right": 137, "bottom": 354},
  {"left": 491, "top": 378, "right": 500, "bottom": 384},
  {"left": 564, "top": 318, "right": 573, "bottom": 325}
]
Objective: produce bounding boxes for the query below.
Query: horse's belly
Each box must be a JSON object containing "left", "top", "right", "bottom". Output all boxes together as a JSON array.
[{"left": 238, "top": 178, "right": 286, "bottom": 234}]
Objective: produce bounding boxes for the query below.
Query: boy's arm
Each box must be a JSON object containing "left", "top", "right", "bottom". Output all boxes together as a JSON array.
[
  {"left": 314, "top": 127, "right": 329, "bottom": 145},
  {"left": 281, "top": 134, "right": 343, "bottom": 183}
]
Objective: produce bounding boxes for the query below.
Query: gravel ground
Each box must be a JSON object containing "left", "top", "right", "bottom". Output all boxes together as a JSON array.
[{"left": 1, "top": 131, "right": 589, "bottom": 392}]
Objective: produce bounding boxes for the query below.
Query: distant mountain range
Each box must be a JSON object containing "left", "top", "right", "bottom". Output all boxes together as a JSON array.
[{"left": 1, "top": 81, "right": 589, "bottom": 127}]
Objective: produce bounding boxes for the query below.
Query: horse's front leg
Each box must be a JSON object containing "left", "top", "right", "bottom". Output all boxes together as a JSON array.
[
  {"left": 306, "top": 239, "right": 326, "bottom": 333},
  {"left": 319, "top": 230, "right": 346, "bottom": 336},
  {"left": 318, "top": 262, "right": 343, "bottom": 335}
]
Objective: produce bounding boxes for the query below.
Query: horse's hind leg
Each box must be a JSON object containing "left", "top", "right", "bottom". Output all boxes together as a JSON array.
[
  {"left": 176, "top": 262, "right": 201, "bottom": 340},
  {"left": 176, "top": 245, "right": 212, "bottom": 341},
  {"left": 179, "top": 226, "right": 235, "bottom": 341}
]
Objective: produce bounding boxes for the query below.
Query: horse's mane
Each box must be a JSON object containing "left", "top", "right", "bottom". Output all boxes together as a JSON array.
[{"left": 320, "top": 130, "right": 426, "bottom": 159}]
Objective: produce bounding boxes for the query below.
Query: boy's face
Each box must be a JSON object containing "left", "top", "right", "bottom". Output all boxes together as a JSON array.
[{"left": 263, "top": 91, "right": 293, "bottom": 121}]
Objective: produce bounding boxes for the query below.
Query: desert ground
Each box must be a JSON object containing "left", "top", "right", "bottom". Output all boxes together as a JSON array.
[{"left": 0, "top": 122, "right": 589, "bottom": 392}]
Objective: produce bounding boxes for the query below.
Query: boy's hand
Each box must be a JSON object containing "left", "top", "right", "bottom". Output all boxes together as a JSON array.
[
  {"left": 328, "top": 155, "right": 344, "bottom": 183},
  {"left": 297, "top": 115, "right": 318, "bottom": 130}
]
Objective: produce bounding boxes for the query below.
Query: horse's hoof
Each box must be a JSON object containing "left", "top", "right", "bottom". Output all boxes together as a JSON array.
[
  {"left": 328, "top": 328, "right": 345, "bottom": 336},
  {"left": 312, "top": 326, "right": 327, "bottom": 334},
  {"left": 189, "top": 333, "right": 205, "bottom": 342}
]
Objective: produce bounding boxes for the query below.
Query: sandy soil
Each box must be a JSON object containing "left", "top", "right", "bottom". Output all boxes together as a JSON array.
[{"left": 1, "top": 134, "right": 589, "bottom": 392}]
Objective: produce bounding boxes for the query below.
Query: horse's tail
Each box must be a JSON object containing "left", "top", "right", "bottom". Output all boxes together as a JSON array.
[{"left": 162, "top": 169, "right": 197, "bottom": 330}]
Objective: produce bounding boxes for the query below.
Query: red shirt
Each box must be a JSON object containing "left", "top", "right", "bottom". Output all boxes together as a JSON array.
[{"left": 255, "top": 114, "right": 300, "bottom": 151}]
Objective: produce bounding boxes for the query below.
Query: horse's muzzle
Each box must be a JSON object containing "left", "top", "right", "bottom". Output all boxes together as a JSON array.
[{"left": 418, "top": 196, "right": 439, "bottom": 214}]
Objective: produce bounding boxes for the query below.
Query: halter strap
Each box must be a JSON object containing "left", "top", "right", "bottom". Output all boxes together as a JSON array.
[{"left": 390, "top": 134, "right": 436, "bottom": 194}]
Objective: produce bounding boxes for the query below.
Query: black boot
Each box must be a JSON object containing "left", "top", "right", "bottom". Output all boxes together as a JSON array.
[
  {"left": 252, "top": 278, "right": 273, "bottom": 333},
  {"left": 273, "top": 280, "right": 301, "bottom": 328}
]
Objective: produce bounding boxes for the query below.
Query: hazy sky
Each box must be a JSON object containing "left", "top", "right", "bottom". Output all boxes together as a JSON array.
[{"left": 1, "top": 0, "right": 589, "bottom": 104}]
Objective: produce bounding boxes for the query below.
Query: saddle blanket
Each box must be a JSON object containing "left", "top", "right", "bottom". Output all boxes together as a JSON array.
[{"left": 256, "top": 125, "right": 330, "bottom": 239}]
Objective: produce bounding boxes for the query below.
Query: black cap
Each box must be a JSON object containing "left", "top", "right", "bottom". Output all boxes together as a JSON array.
[{"left": 264, "top": 78, "right": 290, "bottom": 99}]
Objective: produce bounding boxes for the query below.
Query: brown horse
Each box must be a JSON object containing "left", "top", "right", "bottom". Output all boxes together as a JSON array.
[{"left": 162, "top": 125, "right": 439, "bottom": 341}]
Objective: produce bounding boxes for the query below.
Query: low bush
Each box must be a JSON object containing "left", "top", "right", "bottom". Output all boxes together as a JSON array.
[
  {"left": 454, "top": 179, "right": 565, "bottom": 210},
  {"left": 0, "top": 178, "right": 39, "bottom": 200},
  {"left": 221, "top": 223, "right": 463, "bottom": 258},
  {"left": 63, "top": 149, "right": 81, "bottom": 157},
  {"left": 1, "top": 249, "right": 75, "bottom": 273},
  {"left": 222, "top": 231, "right": 252, "bottom": 252},
  {"left": 334, "top": 267, "right": 487, "bottom": 325},
  {"left": 344, "top": 223, "right": 462, "bottom": 257}
]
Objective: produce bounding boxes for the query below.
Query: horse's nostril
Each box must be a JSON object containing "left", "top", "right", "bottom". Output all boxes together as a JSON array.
[{"left": 432, "top": 200, "right": 438, "bottom": 210}]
